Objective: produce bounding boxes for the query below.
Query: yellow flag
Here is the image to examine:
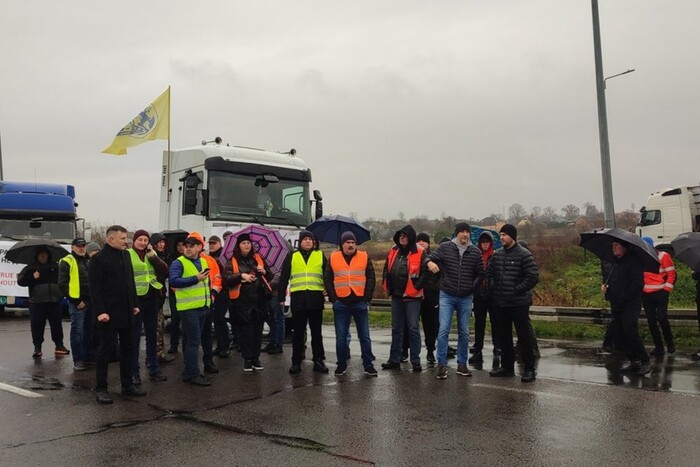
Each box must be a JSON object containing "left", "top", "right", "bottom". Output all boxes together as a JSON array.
[{"left": 102, "top": 87, "right": 170, "bottom": 155}]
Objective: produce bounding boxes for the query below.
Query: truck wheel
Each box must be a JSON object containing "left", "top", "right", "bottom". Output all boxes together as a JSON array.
[{"left": 0, "top": 305, "right": 5, "bottom": 317}]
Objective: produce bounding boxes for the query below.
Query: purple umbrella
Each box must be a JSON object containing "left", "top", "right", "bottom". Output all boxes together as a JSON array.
[{"left": 220, "top": 225, "right": 292, "bottom": 275}]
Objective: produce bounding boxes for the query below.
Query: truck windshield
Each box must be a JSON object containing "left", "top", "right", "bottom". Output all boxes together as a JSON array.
[
  {"left": 0, "top": 219, "right": 76, "bottom": 242},
  {"left": 207, "top": 171, "right": 311, "bottom": 226},
  {"left": 639, "top": 209, "right": 661, "bottom": 226}
]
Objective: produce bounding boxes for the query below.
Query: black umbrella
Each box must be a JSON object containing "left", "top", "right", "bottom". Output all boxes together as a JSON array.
[
  {"left": 5, "top": 238, "right": 69, "bottom": 264},
  {"left": 579, "top": 228, "right": 659, "bottom": 272},
  {"left": 671, "top": 232, "right": 700, "bottom": 271},
  {"left": 306, "top": 215, "right": 371, "bottom": 245}
]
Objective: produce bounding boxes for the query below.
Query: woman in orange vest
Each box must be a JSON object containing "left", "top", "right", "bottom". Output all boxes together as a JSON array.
[
  {"left": 223, "top": 233, "right": 273, "bottom": 373},
  {"left": 380, "top": 225, "right": 428, "bottom": 373}
]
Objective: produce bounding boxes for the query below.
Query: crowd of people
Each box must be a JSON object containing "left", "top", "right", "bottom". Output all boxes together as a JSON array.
[{"left": 18, "top": 220, "right": 700, "bottom": 405}]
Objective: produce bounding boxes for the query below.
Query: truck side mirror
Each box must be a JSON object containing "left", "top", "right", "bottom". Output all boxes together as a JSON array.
[{"left": 315, "top": 200, "right": 323, "bottom": 220}]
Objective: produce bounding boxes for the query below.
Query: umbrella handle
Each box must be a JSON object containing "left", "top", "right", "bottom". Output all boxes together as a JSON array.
[
  {"left": 261, "top": 275, "right": 273, "bottom": 293},
  {"left": 603, "top": 264, "right": 616, "bottom": 286}
]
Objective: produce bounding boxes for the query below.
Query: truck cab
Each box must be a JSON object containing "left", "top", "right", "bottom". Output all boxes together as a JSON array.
[
  {"left": 158, "top": 140, "right": 322, "bottom": 244},
  {"left": 0, "top": 181, "right": 79, "bottom": 311},
  {"left": 637, "top": 185, "right": 700, "bottom": 251}
]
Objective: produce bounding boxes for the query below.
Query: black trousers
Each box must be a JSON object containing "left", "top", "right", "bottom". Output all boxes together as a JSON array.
[
  {"left": 291, "top": 307, "right": 324, "bottom": 364},
  {"left": 402, "top": 296, "right": 439, "bottom": 354},
  {"left": 238, "top": 315, "right": 265, "bottom": 361},
  {"left": 642, "top": 290, "right": 674, "bottom": 350},
  {"left": 496, "top": 304, "right": 535, "bottom": 371},
  {"left": 612, "top": 302, "right": 649, "bottom": 363},
  {"left": 29, "top": 302, "right": 64, "bottom": 348},
  {"left": 96, "top": 323, "right": 132, "bottom": 390},
  {"left": 212, "top": 292, "right": 231, "bottom": 350},
  {"left": 472, "top": 295, "right": 499, "bottom": 351}
]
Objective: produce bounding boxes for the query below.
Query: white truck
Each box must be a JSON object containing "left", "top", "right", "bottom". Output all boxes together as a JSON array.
[
  {"left": 637, "top": 185, "right": 700, "bottom": 251},
  {"left": 158, "top": 137, "right": 323, "bottom": 248}
]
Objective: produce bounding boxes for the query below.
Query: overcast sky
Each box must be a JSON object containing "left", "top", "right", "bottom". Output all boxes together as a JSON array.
[{"left": 1, "top": 1, "right": 698, "bottom": 231}]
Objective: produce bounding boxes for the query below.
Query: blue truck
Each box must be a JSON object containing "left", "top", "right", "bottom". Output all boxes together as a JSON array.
[{"left": 0, "top": 181, "right": 80, "bottom": 313}]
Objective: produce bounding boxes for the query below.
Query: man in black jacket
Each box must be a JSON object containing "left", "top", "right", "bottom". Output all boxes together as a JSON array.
[
  {"left": 279, "top": 230, "right": 328, "bottom": 374},
  {"left": 89, "top": 225, "right": 145, "bottom": 404},
  {"left": 601, "top": 239, "right": 651, "bottom": 375},
  {"left": 488, "top": 224, "right": 539, "bottom": 382},
  {"left": 427, "top": 222, "right": 483, "bottom": 379}
]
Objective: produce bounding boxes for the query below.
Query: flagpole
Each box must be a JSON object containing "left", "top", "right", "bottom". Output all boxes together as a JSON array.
[{"left": 167, "top": 85, "right": 171, "bottom": 201}]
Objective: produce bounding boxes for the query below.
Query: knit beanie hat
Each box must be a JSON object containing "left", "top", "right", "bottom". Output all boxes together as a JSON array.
[
  {"left": 340, "top": 231, "right": 356, "bottom": 244},
  {"left": 132, "top": 229, "right": 150, "bottom": 242},
  {"left": 299, "top": 230, "right": 315, "bottom": 242},
  {"left": 454, "top": 222, "right": 471, "bottom": 235},
  {"left": 499, "top": 224, "right": 518, "bottom": 241},
  {"left": 416, "top": 232, "right": 431, "bottom": 244},
  {"left": 86, "top": 242, "right": 101, "bottom": 255}
]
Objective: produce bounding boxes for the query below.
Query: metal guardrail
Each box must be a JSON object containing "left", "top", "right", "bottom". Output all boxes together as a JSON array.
[{"left": 364, "top": 300, "right": 699, "bottom": 327}]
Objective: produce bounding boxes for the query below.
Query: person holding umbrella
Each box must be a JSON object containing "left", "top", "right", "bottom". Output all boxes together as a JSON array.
[
  {"left": 601, "top": 239, "right": 651, "bottom": 376},
  {"left": 17, "top": 246, "right": 70, "bottom": 358},
  {"left": 223, "top": 233, "right": 274, "bottom": 372}
]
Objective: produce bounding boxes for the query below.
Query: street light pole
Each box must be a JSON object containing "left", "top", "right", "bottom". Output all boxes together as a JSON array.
[
  {"left": 591, "top": 1, "right": 636, "bottom": 229},
  {"left": 591, "top": 0, "right": 615, "bottom": 228}
]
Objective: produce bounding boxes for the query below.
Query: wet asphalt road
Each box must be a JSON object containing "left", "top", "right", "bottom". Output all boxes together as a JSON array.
[{"left": 1, "top": 315, "right": 700, "bottom": 466}]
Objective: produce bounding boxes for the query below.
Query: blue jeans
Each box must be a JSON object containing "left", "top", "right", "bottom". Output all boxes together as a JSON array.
[
  {"left": 180, "top": 307, "right": 210, "bottom": 379},
  {"left": 68, "top": 302, "right": 93, "bottom": 363},
  {"left": 267, "top": 298, "right": 285, "bottom": 347},
  {"left": 389, "top": 297, "right": 422, "bottom": 364},
  {"left": 132, "top": 296, "right": 160, "bottom": 377},
  {"left": 436, "top": 291, "right": 473, "bottom": 365},
  {"left": 333, "top": 301, "right": 374, "bottom": 370}
]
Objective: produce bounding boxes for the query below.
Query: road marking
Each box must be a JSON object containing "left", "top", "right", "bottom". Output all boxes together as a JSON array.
[
  {"left": 0, "top": 382, "right": 44, "bottom": 398},
  {"left": 471, "top": 382, "right": 577, "bottom": 400}
]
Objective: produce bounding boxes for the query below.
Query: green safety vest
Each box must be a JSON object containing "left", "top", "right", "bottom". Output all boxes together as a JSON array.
[
  {"left": 59, "top": 254, "right": 80, "bottom": 299},
  {"left": 174, "top": 256, "right": 211, "bottom": 311},
  {"left": 128, "top": 249, "right": 163, "bottom": 297},
  {"left": 289, "top": 250, "right": 324, "bottom": 292}
]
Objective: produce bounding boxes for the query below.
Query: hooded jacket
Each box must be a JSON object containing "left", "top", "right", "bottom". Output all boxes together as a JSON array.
[{"left": 382, "top": 225, "right": 428, "bottom": 299}]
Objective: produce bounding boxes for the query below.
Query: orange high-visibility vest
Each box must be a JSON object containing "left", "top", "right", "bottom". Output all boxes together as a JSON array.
[
  {"left": 330, "top": 250, "right": 368, "bottom": 298},
  {"left": 643, "top": 250, "right": 676, "bottom": 293},
  {"left": 228, "top": 254, "right": 265, "bottom": 299},
  {"left": 383, "top": 246, "right": 424, "bottom": 299}
]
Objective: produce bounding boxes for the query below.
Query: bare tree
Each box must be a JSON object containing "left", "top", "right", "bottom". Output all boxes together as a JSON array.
[
  {"left": 530, "top": 206, "right": 542, "bottom": 219},
  {"left": 562, "top": 204, "right": 580, "bottom": 220},
  {"left": 508, "top": 203, "right": 527, "bottom": 221},
  {"left": 542, "top": 206, "right": 557, "bottom": 221},
  {"left": 582, "top": 202, "right": 600, "bottom": 217}
]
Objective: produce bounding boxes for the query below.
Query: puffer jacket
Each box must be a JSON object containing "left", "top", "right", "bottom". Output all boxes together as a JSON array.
[
  {"left": 487, "top": 243, "right": 539, "bottom": 307},
  {"left": 427, "top": 240, "right": 483, "bottom": 297}
]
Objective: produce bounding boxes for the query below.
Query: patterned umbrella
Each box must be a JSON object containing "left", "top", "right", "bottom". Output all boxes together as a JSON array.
[{"left": 220, "top": 225, "right": 292, "bottom": 275}]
